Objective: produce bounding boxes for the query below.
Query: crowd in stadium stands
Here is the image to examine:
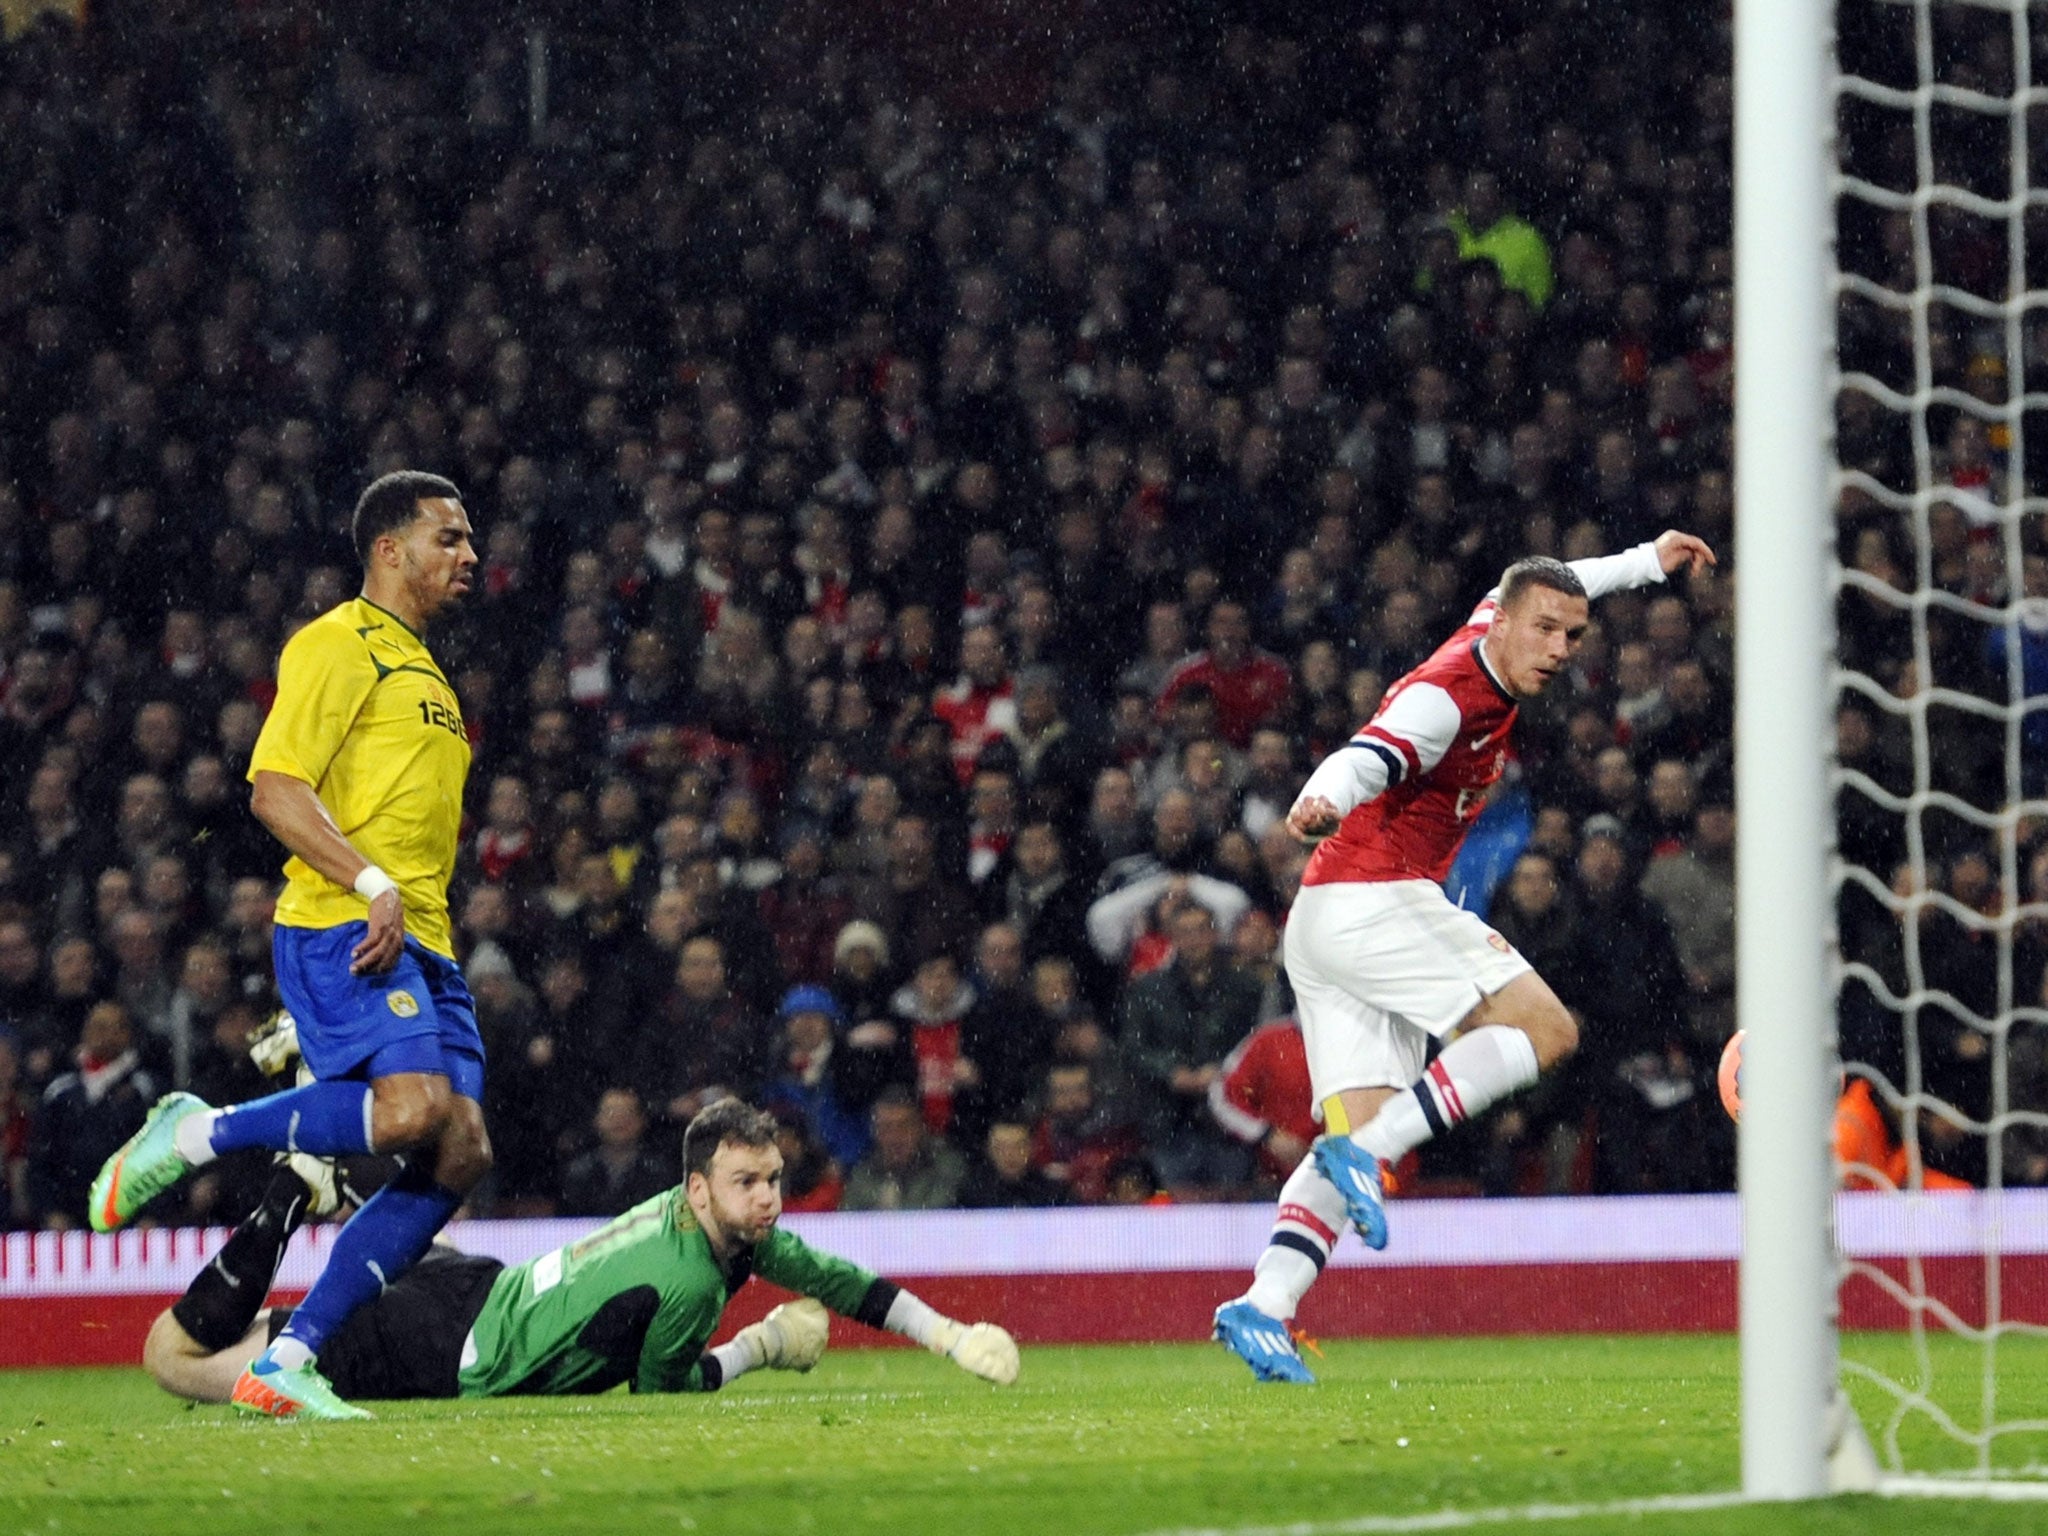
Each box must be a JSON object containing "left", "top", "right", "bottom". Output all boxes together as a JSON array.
[{"left": 0, "top": 1, "right": 2043, "bottom": 1231}]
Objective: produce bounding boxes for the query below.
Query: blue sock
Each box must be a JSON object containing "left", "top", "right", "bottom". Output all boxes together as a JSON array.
[
  {"left": 277, "top": 1163, "right": 460, "bottom": 1357},
  {"left": 208, "top": 1082, "right": 376, "bottom": 1157}
]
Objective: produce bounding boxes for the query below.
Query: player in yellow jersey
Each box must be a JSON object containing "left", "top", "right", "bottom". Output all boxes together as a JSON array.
[{"left": 90, "top": 471, "right": 489, "bottom": 1420}]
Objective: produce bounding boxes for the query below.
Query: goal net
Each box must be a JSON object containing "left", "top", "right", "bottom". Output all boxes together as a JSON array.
[{"left": 1827, "top": 0, "right": 2048, "bottom": 1486}]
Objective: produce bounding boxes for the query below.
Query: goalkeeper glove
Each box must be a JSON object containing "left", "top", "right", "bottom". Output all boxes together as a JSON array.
[
  {"left": 923, "top": 1317, "right": 1021, "bottom": 1385},
  {"left": 730, "top": 1298, "right": 831, "bottom": 1374}
]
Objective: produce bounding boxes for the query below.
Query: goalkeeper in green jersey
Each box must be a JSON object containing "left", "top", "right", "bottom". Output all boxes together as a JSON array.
[{"left": 142, "top": 1100, "right": 1019, "bottom": 1413}]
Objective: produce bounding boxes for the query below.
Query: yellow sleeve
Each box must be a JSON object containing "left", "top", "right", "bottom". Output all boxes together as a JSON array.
[{"left": 248, "top": 622, "right": 378, "bottom": 789}]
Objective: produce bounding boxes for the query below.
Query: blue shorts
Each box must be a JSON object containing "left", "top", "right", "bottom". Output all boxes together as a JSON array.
[{"left": 272, "top": 923, "right": 486, "bottom": 1102}]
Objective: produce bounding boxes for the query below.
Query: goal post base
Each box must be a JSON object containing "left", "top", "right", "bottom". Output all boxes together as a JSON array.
[{"left": 1828, "top": 1389, "right": 1882, "bottom": 1494}]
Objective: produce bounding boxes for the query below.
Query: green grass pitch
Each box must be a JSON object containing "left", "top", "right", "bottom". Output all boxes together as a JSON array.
[{"left": 3, "top": 1334, "right": 2043, "bottom": 1535}]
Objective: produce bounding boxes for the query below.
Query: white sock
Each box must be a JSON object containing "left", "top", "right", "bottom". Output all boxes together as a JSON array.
[
  {"left": 1357, "top": 1025, "right": 1542, "bottom": 1163},
  {"left": 262, "top": 1335, "right": 314, "bottom": 1371},
  {"left": 708, "top": 1336, "right": 761, "bottom": 1385},
  {"left": 1242, "top": 1152, "right": 1351, "bottom": 1321},
  {"left": 174, "top": 1109, "right": 222, "bottom": 1167}
]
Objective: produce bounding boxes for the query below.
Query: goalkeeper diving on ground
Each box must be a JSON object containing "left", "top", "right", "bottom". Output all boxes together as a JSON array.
[{"left": 143, "top": 1099, "right": 1019, "bottom": 1413}]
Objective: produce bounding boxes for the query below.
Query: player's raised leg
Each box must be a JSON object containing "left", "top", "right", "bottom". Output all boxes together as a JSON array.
[
  {"left": 88, "top": 1075, "right": 386, "bottom": 1233},
  {"left": 1342, "top": 969, "right": 1573, "bottom": 1173}
]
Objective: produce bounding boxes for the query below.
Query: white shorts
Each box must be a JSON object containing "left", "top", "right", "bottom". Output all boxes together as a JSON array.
[{"left": 1284, "top": 879, "right": 1532, "bottom": 1105}]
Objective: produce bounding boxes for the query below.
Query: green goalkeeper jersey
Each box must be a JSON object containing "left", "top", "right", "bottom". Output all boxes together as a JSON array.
[{"left": 456, "top": 1189, "right": 884, "bottom": 1397}]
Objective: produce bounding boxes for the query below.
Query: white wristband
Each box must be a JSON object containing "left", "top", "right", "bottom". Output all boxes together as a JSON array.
[{"left": 353, "top": 865, "right": 398, "bottom": 901}]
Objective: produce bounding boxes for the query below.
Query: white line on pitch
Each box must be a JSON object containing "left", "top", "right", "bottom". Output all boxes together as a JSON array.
[
  {"left": 1878, "top": 1475, "right": 2048, "bottom": 1501},
  {"left": 1134, "top": 1491, "right": 1750, "bottom": 1536},
  {"left": 1138, "top": 1477, "right": 2048, "bottom": 1536}
]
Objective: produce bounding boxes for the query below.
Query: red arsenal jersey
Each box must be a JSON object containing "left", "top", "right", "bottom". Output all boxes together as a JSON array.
[
  {"left": 1302, "top": 597, "right": 1517, "bottom": 886},
  {"left": 1209, "top": 1018, "right": 1319, "bottom": 1179}
]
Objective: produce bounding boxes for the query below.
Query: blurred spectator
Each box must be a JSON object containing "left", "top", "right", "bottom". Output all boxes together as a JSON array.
[
  {"left": 468, "top": 775, "right": 540, "bottom": 890},
  {"left": 1447, "top": 170, "right": 1555, "bottom": 311},
  {"left": 841, "top": 1087, "right": 967, "bottom": 1211},
  {"left": 27, "top": 1002, "right": 160, "bottom": 1229},
  {"left": 1238, "top": 729, "right": 1303, "bottom": 842},
  {"left": 852, "top": 813, "right": 977, "bottom": 967},
  {"left": 1030, "top": 1061, "right": 1144, "bottom": 1205},
  {"left": 0, "top": 919, "right": 44, "bottom": 1026},
  {"left": 0, "top": 1030, "right": 31, "bottom": 1229},
  {"left": 771, "top": 1107, "right": 845, "bottom": 1214},
  {"left": 1087, "top": 794, "right": 1251, "bottom": 972},
  {"left": 178, "top": 999, "right": 273, "bottom": 1225},
  {"left": 987, "top": 820, "right": 1094, "bottom": 975},
  {"left": 760, "top": 984, "right": 868, "bottom": 1170},
  {"left": 472, "top": 952, "right": 561, "bottom": 1212},
  {"left": 1566, "top": 821, "right": 1718, "bottom": 1193},
  {"left": 932, "top": 623, "right": 1018, "bottom": 784},
  {"left": 1117, "top": 903, "right": 1262, "bottom": 1187},
  {"left": 633, "top": 934, "right": 765, "bottom": 1127},
  {"left": 559, "top": 1088, "right": 674, "bottom": 1218},
  {"left": 23, "top": 937, "right": 99, "bottom": 1091},
  {"left": 1987, "top": 553, "right": 2048, "bottom": 795},
  {"left": 959, "top": 922, "right": 1055, "bottom": 1135},
  {"left": 830, "top": 919, "right": 896, "bottom": 1025},
  {"left": 1082, "top": 766, "right": 1148, "bottom": 873},
  {"left": 1121, "top": 603, "right": 1192, "bottom": 702},
  {"left": 965, "top": 768, "right": 1019, "bottom": 887},
  {"left": 1641, "top": 802, "right": 1738, "bottom": 1047},
  {"left": 158, "top": 938, "right": 236, "bottom": 1091},
  {"left": 757, "top": 819, "right": 854, "bottom": 987},
  {"left": 1010, "top": 670, "right": 1097, "bottom": 829},
  {"left": 107, "top": 909, "right": 174, "bottom": 1060},
  {"left": 1105, "top": 1156, "right": 1169, "bottom": 1206},
  {"left": 958, "top": 1119, "right": 1071, "bottom": 1208},
  {"left": 888, "top": 951, "right": 979, "bottom": 1139},
  {"left": 1156, "top": 600, "right": 1292, "bottom": 748}
]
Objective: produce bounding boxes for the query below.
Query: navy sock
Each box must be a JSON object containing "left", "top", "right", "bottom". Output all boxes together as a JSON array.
[
  {"left": 209, "top": 1082, "right": 376, "bottom": 1158},
  {"left": 277, "top": 1161, "right": 460, "bottom": 1356}
]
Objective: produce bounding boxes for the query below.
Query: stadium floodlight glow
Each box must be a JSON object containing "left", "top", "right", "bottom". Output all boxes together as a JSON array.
[{"left": 1735, "top": 0, "right": 1850, "bottom": 1501}]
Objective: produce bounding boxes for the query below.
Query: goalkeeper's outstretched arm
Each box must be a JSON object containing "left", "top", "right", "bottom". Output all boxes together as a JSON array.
[
  {"left": 878, "top": 1285, "right": 1021, "bottom": 1384},
  {"left": 701, "top": 1280, "right": 1020, "bottom": 1391}
]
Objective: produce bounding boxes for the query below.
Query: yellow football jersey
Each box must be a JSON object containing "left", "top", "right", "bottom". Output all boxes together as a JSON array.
[{"left": 249, "top": 597, "right": 472, "bottom": 958}]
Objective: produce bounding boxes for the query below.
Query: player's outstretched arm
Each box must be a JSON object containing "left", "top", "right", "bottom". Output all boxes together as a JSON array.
[
  {"left": 753, "top": 1232, "right": 1020, "bottom": 1385},
  {"left": 724, "top": 1294, "right": 1019, "bottom": 1386},
  {"left": 886, "top": 1289, "right": 1021, "bottom": 1384},
  {"left": 1560, "top": 532, "right": 1718, "bottom": 602},
  {"left": 1652, "top": 529, "right": 1716, "bottom": 577},
  {"left": 924, "top": 1317, "right": 1023, "bottom": 1385},
  {"left": 727, "top": 1297, "right": 832, "bottom": 1374}
]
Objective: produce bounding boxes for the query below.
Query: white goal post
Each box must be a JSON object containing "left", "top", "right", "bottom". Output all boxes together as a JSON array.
[{"left": 1734, "top": 0, "right": 1846, "bottom": 1501}]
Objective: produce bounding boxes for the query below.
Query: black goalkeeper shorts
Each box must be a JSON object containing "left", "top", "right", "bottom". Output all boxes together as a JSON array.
[{"left": 269, "top": 1248, "right": 503, "bottom": 1400}]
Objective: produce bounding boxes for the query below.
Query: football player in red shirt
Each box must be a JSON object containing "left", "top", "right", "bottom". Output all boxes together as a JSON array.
[{"left": 1215, "top": 529, "right": 1714, "bottom": 1382}]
